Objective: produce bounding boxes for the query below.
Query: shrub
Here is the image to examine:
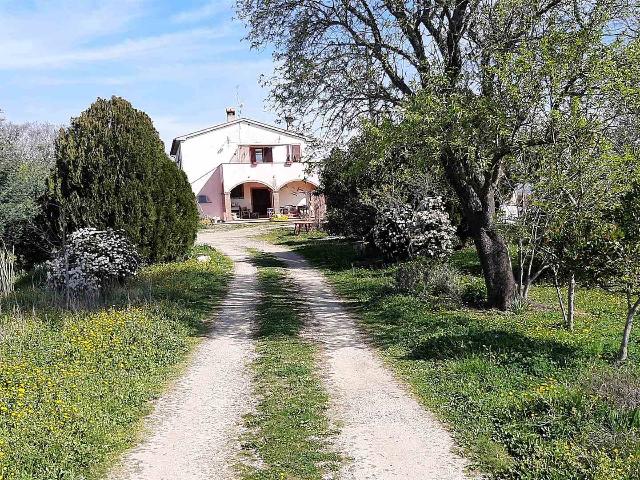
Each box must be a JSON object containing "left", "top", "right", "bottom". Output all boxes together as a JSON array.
[
  {"left": 147, "top": 158, "right": 199, "bottom": 262},
  {"left": 319, "top": 124, "right": 453, "bottom": 241},
  {"left": 587, "top": 368, "right": 640, "bottom": 411},
  {"left": 394, "top": 260, "right": 427, "bottom": 294},
  {"left": 461, "top": 279, "right": 487, "bottom": 307},
  {"left": 507, "top": 295, "right": 530, "bottom": 315},
  {"left": 46, "top": 228, "right": 140, "bottom": 292},
  {"left": 42, "top": 96, "right": 198, "bottom": 263},
  {"left": 395, "top": 260, "right": 461, "bottom": 304},
  {"left": 372, "top": 197, "right": 456, "bottom": 260},
  {"left": 426, "top": 263, "right": 461, "bottom": 299}
]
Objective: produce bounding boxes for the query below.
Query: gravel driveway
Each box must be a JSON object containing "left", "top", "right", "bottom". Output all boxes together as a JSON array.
[
  {"left": 109, "top": 233, "right": 258, "bottom": 480},
  {"left": 110, "top": 225, "right": 471, "bottom": 479}
]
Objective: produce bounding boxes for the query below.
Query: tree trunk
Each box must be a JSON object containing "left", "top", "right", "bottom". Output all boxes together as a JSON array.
[
  {"left": 567, "top": 272, "right": 575, "bottom": 331},
  {"left": 518, "top": 239, "right": 524, "bottom": 296},
  {"left": 618, "top": 296, "right": 640, "bottom": 362},
  {"left": 522, "top": 265, "right": 548, "bottom": 299},
  {"left": 472, "top": 227, "right": 516, "bottom": 310},
  {"left": 439, "top": 149, "right": 515, "bottom": 310},
  {"left": 553, "top": 268, "right": 568, "bottom": 326}
]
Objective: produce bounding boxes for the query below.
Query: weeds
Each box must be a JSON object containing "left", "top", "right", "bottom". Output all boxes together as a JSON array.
[
  {"left": 0, "top": 247, "right": 232, "bottom": 479},
  {"left": 239, "top": 251, "right": 341, "bottom": 480}
]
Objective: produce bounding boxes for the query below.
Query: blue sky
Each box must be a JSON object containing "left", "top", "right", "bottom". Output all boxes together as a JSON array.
[{"left": 0, "top": 0, "right": 277, "bottom": 150}]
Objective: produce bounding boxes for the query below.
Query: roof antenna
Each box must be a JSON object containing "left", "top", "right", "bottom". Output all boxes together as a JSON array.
[{"left": 235, "top": 85, "right": 244, "bottom": 117}]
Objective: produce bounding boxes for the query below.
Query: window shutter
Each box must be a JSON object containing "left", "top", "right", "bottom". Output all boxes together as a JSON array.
[
  {"left": 264, "top": 147, "right": 273, "bottom": 163},
  {"left": 242, "top": 146, "right": 250, "bottom": 163},
  {"left": 292, "top": 144, "right": 301, "bottom": 162},
  {"left": 250, "top": 147, "right": 257, "bottom": 164}
]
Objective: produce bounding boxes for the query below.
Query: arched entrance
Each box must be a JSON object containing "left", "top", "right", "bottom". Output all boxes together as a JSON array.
[
  {"left": 275, "top": 180, "right": 318, "bottom": 216},
  {"left": 224, "top": 181, "right": 274, "bottom": 220}
]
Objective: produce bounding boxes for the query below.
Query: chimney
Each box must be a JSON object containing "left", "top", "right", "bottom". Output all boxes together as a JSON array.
[
  {"left": 226, "top": 107, "right": 236, "bottom": 122},
  {"left": 284, "top": 114, "right": 294, "bottom": 130}
]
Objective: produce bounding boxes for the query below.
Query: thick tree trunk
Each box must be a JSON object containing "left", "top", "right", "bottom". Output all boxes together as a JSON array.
[
  {"left": 567, "top": 272, "right": 576, "bottom": 331},
  {"left": 618, "top": 296, "right": 640, "bottom": 362},
  {"left": 472, "top": 227, "right": 516, "bottom": 310},
  {"left": 439, "top": 149, "right": 515, "bottom": 310}
]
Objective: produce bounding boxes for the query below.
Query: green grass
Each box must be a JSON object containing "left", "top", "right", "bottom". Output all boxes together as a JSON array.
[
  {"left": 239, "top": 250, "right": 341, "bottom": 480},
  {"left": 0, "top": 246, "right": 232, "bottom": 480},
  {"left": 264, "top": 228, "right": 640, "bottom": 480},
  {"left": 199, "top": 221, "right": 265, "bottom": 232}
]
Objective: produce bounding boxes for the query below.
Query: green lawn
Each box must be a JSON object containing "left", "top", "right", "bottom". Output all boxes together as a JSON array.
[
  {"left": 0, "top": 246, "right": 232, "bottom": 480},
  {"left": 239, "top": 250, "right": 341, "bottom": 480},
  {"left": 263, "top": 228, "right": 640, "bottom": 480}
]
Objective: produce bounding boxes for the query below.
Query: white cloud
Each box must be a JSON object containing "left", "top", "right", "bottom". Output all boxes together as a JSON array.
[
  {"left": 0, "top": 27, "right": 232, "bottom": 69},
  {"left": 18, "top": 58, "right": 273, "bottom": 87},
  {"left": 0, "top": 0, "right": 146, "bottom": 48},
  {"left": 171, "top": 0, "right": 233, "bottom": 24},
  {"left": 0, "top": 0, "right": 278, "bottom": 149}
]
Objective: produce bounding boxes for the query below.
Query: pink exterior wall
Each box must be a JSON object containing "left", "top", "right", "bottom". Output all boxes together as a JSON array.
[{"left": 197, "top": 166, "right": 225, "bottom": 219}]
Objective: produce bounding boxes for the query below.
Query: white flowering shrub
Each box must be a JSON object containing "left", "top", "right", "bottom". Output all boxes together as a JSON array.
[
  {"left": 372, "top": 197, "right": 456, "bottom": 260},
  {"left": 47, "top": 228, "right": 141, "bottom": 292}
]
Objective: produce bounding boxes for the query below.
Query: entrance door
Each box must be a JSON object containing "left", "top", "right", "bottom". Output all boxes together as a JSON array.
[{"left": 251, "top": 188, "right": 272, "bottom": 217}]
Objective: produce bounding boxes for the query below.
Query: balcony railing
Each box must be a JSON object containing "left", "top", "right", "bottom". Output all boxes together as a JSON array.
[{"left": 231, "top": 144, "right": 303, "bottom": 165}]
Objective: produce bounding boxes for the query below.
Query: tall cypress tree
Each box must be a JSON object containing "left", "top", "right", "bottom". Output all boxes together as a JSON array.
[{"left": 44, "top": 96, "right": 197, "bottom": 262}]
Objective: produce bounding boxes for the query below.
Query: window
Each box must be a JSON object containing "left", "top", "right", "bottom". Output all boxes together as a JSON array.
[
  {"left": 230, "top": 184, "right": 244, "bottom": 199},
  {"left": 250, "top": 147, "right": 273, "bottom": 163},
  {"left": 197, "top": 195, "right": 210, "bottom": 204}
]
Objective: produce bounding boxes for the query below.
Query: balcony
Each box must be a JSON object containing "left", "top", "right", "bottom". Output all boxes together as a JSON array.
[{"left": 220, "top": 160, "right": 319, "bottom": 193}]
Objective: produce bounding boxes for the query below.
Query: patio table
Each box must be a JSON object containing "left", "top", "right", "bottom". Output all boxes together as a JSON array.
[{"left": 293, "top": 220, "right": 315, "bottom": 235}]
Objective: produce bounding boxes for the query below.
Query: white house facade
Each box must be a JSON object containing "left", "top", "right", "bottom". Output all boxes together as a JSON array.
[{"left": 170, "top": 109, "right": 320, "bottom": 221}]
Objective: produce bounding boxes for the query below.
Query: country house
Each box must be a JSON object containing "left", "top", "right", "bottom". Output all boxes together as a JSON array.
[{"left": 170, "top": 109, "right": 320, "bottom": 221}]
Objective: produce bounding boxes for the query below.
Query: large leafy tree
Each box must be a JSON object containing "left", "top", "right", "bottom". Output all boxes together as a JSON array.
[
  {"left": 238, "top": 0, "right": 637, "bottom": 309},
  {"left": 44, "top": 97, "right": 198, "bottom": 262},
  {"left": 320, "top": 121, "right": 449, "bottom": 241}
]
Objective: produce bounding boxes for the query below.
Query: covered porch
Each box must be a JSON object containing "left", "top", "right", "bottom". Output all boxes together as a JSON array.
[{"left": 223, "top": 180, "right": 318, "bottom": 221}]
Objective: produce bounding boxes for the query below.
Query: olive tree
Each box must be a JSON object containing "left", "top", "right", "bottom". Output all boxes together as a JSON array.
[
  {"left": 504, "top": 122, "right": 630, "bottom": 329},
  {"left": 0, "top": 116, "right": 56, "bottom": 247},
  {"left": 582, "top": 181, "right": 640, "bottom": 361},
  {"left": 237, "top": 0, "right": 637, "bottom": 309}
]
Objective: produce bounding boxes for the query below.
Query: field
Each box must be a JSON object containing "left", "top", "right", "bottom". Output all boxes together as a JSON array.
[
  {"left": 263, "top": 228, "right": 640, "bottom": 480},
  {"left": 0, "top": 246, "right": 232, "bottom": 480}
]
